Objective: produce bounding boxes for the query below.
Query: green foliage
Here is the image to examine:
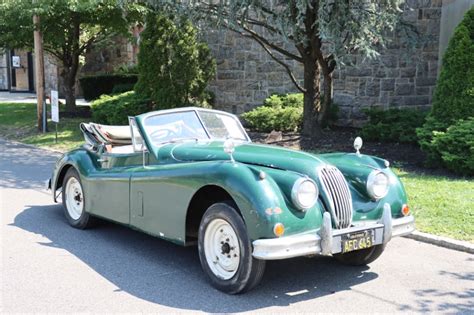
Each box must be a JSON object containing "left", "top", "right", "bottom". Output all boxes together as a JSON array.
[
  {"left": 80, "top": 74, "right": 138, "bottom": 101},
  {"left": 430, "top": 118, "right": 474, "bottom": 175},
  {"left": 91, "top": 91, "right": 153, "bottom": 125},
  {"left": 416, "top": 116, "right": 449, "bottom": 167},
  {"left": 418, "top": 8, "right": 474, "bottom": 171},
  {"left": 0, "top": 0, "right": 145, "bottom": 108},
  {"left": 111, "top": 83, "right": 135, "bottom": 95},
  {"left": 431, "top": 7, "right": 474, "bottom": 124},
  {"left": 361, "top": 108, "right": 428, "bottom": 144},
  {"left": 134, "top": 12, "right": 216, "bottom": 109},
  {"left": 114, "top": 64, "right": 139, "bottom": 75},
  {"left": 264, "top": 93, "right": 303, "bottom": 108},
  {"left": 242, "top": 106, "right": 303, "bottom": 132},
  {"left": 243, "top": 93, "right": 339, "bottom": 132}
]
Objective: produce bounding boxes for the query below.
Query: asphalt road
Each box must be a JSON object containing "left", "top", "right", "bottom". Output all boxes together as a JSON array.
[{"left": 1, "top": 138, "right": 473, "bottom": 313}]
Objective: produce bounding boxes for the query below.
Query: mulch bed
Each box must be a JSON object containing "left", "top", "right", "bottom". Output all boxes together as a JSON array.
[{"left": 248, "top": 127, "right": 450, "bottom": 175}]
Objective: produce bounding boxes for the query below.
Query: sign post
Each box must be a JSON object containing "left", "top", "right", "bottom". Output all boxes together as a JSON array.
[{"left": 51, "top": 90, "right": 59, "bottom": 143}]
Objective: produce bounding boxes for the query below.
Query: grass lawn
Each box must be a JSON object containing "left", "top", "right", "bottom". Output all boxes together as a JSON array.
[
  {"left": 1, "top": 101, "right": 473, "bottom": 242},
  {"left": 396, "top": 169, "right": 474, "bottom": 242},
  {"left": 0, "top": 102, "right": 84, "bottom": 151}
]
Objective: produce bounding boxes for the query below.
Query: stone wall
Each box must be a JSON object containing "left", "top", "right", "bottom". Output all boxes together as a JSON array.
[{"left": 204, "top": 0, "right": 444, "bottom": 126}]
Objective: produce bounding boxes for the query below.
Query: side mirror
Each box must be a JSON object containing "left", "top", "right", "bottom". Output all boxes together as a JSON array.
[{"left": 354, "top": 137, "right": 363, "bottom": 155}]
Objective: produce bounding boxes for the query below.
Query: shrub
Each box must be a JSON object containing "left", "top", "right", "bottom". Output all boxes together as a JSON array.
[
  {"left": 264, "top": 93, "right": 303, "bottom": 108},
  {"left": 134, "top": 12, "right": 216, "bottom": 108},
  {"left": 431, "top": 118, "right": 474, "bottom": 175},
  {"left": 361, "top": 108, "right": 428, "bottom": 144},
  {"left": 111, "top": 83, "right": 135, "bottom": 95},
  {"left": 418, "top": 8, "right": 474, "bottom": 169},
  {"left": 80, "top": 74, "right": 138, "bottom": 101},
  {"left": 242, "top": 106, "right": 303, "bottom": 132},
  {"left": 114, "top": 64, "right": 138, "bottom": 75},
  {"left": 91, "top": 91, "right": 153, "bottom": 125},
  {"left": 430, "top": 7, "right": 474, "bottom": 125},
  {"left": 242, "top": 93, "right": 338, "bottom": 132}
]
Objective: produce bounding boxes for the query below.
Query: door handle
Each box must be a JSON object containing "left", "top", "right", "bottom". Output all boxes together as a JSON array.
[{"left": 97, "top": 158, "right": 109, "bottom": 163}]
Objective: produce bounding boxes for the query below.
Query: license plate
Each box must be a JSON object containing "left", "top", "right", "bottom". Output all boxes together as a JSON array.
[{"left": 341, "top": 230, "right": 375, "bottom": 253}]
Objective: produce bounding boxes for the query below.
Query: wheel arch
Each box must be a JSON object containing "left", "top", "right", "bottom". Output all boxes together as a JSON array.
[
  {"left": 53, "top": 163, "right": 75, "bottom": 202},
  {"left": 185, "top": 185, "right": 241, "bottom": 244}
]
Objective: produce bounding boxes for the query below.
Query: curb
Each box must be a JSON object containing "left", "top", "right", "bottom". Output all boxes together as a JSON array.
[{"left": 404, "top": 230, "right": 474, "bottom": 254}]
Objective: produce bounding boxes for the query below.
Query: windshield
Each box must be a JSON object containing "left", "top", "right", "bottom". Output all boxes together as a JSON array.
[
  {"left": 142, "top": 109, "right": 249, "bottom": 146},
  {"left": 198, "top": 111, "right": 248, "bottom": 141}
]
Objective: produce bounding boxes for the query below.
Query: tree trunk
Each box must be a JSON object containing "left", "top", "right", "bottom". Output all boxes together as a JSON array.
[
  {"left": 61, "top": 68, "right": 77, "bottom": 112},
  {"left": 302, "top": 57, "right": 322, "bottom": 138},
  {"left": 319, "top": 72, "right": 333, "bottom": 128}
]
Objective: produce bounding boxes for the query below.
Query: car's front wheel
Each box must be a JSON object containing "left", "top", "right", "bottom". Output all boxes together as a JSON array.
[
  {"left": 334, "top": 244, "right": 385, "bottom": 266},
  {"left": 62, "top": 168, "right": 94, "bottom": 229},
  {"left": 198, "top": 202, "right": 266, "bottom": 294}
]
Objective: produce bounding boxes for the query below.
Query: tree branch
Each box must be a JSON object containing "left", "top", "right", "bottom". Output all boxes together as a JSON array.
[
  {"left": 239, "top": 23, "right": 303, "bottom": 62},
  {"left": 232, "top": 29, "right": 306, "bottom": 93}
]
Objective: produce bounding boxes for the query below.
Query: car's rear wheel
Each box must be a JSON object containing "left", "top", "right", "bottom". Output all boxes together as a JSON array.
[
  {"left": 198, "top": 202, "right": 266, "bottom": 294},
  {"left": 62, "top": 168, "right": 94, "bottom": 229},
  {"left": 333, "top": 244, "right": 385, "bottom": 266}
]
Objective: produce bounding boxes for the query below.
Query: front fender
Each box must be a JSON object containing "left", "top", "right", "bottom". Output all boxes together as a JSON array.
[{"left": 205, "top": 162, "right": 324, "bottom": 240}]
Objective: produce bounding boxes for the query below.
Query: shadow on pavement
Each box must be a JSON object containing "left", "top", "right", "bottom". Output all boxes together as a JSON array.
[{"left": 12, "top": 203, "right": 381, "bottom": 313}]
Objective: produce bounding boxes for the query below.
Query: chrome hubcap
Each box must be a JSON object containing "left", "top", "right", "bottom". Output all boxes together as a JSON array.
[
  {"left": 65, "top": 177, "right": 83, "bottom": 220},
  {"left": 204, "top": 218, "right": 240, "bottom": 280}
]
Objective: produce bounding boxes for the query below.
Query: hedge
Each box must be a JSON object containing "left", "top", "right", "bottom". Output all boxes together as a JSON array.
[{"left": 80, "top": 74, "right": 138, "bottom": 101}]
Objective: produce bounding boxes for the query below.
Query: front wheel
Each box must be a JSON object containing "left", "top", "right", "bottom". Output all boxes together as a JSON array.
[
  {"left": 198, "top": 202, "right": 266, "bottom": 294},
  {"left": 333, "top": 244, "right": 385, "bottom": 266}
]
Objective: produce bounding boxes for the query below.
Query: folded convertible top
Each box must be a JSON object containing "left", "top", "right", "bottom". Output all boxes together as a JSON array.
[{"left": 80, "top": 122, "right": 132, "bottom": 146}]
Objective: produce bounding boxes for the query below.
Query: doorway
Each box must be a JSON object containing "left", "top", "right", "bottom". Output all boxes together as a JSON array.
[{"left": 9, "top": 49, "right": 35, "bottom": 92}]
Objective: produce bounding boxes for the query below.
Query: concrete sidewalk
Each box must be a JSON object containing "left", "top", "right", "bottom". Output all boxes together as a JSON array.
[{"left": 0, "top": 91, "right": 90, "bottom": 106}]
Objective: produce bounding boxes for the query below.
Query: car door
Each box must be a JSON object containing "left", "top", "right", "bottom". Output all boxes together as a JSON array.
[
  {"left": 128, "top": 117, "right": 192, "bottom": 244},
  {"left": 86, "top": 150, "right": 138, "bottom": 225}
]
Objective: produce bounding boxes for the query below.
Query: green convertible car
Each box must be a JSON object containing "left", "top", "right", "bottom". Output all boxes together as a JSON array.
[{"left": 47, "top": 107, "right": 415, "bottom": 294}]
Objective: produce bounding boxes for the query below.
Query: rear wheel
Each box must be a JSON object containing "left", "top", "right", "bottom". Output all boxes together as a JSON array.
[
  {"left": 198, "top": 202, "right": 266, "bottom": 294},
  {"left": 62, "top": 168, "right": 94, "bottom": 229},
  {"left": 334, "top": 244, "right": 385, "bottom": 266}
]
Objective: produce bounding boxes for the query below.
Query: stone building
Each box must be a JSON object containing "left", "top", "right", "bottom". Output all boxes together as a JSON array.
[{"left": 203, "top": 0, "right": 473, "bottom": 125}]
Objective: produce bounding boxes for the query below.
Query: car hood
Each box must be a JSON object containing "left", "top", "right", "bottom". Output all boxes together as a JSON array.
[{"left": 159, "top": 141, "right": 326, "bottom": 176}]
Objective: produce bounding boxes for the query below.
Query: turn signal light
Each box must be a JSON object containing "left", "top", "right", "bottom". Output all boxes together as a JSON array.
[
  {"left": 273, "top": 223, "right": 285, "bottom": 237},
  {"left": 401, "top": 204, "right": 410, "bottom": 216}
]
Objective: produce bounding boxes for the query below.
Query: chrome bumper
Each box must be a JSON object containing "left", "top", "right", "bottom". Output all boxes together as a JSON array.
[{"left": 252, "top": 204, "right": 415, "bottom": 260}]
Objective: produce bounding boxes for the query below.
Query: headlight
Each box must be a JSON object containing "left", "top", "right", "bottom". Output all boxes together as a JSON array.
[
  {"left": 291, "top": 178, "right": 318, "bottom": 210},
  {"left": 367, "top": 170, "right": 389, "bottom": 200}
]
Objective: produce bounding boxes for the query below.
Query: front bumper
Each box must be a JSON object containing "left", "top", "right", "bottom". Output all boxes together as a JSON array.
[{"left": 252, "top": 203, "right": 415, "bottom": 260}]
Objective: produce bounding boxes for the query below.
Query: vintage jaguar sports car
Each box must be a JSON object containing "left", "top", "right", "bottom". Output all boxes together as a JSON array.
[{"left": 47, "top": 107, "right": 415, "bottom": 294}]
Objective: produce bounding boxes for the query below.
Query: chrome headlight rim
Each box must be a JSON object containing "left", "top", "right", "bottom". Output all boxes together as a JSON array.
[
  {"left": 291, "top": 177, "right": 319, "bottom": 211},
  {"left": 366, "top": 170, "right": 389, "bottom": 200}
]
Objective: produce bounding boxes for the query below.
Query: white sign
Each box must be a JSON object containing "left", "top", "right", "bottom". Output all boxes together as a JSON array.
[
  {"left": 51, "top": 90, "right": 59, "bottom": 123},
  {"left": 12, "top": 56, "right": 20, "bottom": 68}
]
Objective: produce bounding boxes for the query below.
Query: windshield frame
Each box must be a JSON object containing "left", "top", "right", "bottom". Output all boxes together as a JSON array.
[{"left": 139, "top": 107, "right": 251, "bottom": 147}]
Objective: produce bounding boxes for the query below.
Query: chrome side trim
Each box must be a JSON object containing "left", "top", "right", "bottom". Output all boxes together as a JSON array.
[{"left": 252, "top": 214, "right": 415, "bottom": 260}]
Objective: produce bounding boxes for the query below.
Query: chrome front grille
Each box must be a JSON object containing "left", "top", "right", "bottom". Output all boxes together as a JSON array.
[{"left": 318, "top": 165, "right": 353, "bottom": 229}]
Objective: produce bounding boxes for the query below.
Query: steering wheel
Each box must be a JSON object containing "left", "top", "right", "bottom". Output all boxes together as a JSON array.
[{"left": 149, "top": 127, "right": 179, "bottom": 142}]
